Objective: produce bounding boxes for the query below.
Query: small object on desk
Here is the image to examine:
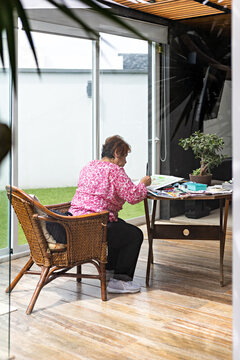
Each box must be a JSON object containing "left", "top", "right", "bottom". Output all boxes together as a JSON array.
[
  {"left": 207, "top": 185, "right": 232, "bottom": 194},
  {"left": 147, "top": 189, "right": 171, "bottom": 197},
  {"left": 147, "top": 174, "right": 184, "bottom": 192},
  {"left": 186, "top": 182, "right": 207, "bottom": 191},
  {"left": 222, "top": 181, "right": 232, "bottom": 190},
  {"left": 147, "top": 188, "right": 189, "bottom": 198}
]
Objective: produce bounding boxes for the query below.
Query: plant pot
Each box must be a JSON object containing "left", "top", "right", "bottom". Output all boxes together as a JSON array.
[{"left": 189, "top": 174, "right": 212, "bottom": 186}]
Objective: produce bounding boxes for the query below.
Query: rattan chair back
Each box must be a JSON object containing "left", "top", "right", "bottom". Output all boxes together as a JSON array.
[
  {"left": 6, "top": 185, "right": 52, "bottom": 265},
  {"left": 5, "top": 185, "right": 109, "bottom": 314}
]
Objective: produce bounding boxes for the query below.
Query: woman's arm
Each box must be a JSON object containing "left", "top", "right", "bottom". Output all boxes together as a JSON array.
[
  {"left": 140, "top": 176, "right": 151, "bottom": 187},
  {"left": 114, "top": 169, "right": 150, "bottom": 205}
]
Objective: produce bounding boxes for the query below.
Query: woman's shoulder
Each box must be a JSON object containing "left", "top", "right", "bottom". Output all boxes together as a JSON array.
[
  {"left": 85, "top": 160, "right": 127, "bottom": 178},
  {"left": 86, "top": 160, "right": 106, "bottom": 169},
  {"left": 89, "top": 160, "right": 122, "bottom": 170},
  {"left": 83, "top": 160, "right": 116, "bottom": 173}
]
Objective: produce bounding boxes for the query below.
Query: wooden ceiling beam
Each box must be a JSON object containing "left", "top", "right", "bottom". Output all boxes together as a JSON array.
[{"left": 192, "top": 0, "right": 231, "bottom": 14}]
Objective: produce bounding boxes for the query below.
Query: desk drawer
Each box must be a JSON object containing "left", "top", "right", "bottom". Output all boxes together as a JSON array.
[{"left": 152, "top": 224, "right": 221, "bottom": 240}]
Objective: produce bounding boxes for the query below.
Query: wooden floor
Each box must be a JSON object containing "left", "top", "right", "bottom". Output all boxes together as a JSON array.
[{"left": 0, "top": 219, "right": 232, "bottom": 360}]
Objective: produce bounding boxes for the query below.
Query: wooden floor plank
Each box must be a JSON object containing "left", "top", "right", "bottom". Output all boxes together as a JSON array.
[{"left": 0, "top": 223, "right": 232, "bottom": 360}]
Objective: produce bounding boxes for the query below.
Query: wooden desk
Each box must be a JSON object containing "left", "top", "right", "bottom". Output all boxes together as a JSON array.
[{"left": 144, "top": 193, "right": 232, "bottom": 287}]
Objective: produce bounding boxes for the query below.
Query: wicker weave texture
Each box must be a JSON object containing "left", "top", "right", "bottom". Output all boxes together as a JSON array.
[
  {"left": 6, "top": 186, "right": 109, "bottom": 313},
  {"left": 10, "top": 194, "right": 51, "bottom": 266},
  {"left": 6, "top": 186, "right": 108, "bottom": 268},
  {"left": 65, "top": 216, "right": 108, "bottom": 264}
]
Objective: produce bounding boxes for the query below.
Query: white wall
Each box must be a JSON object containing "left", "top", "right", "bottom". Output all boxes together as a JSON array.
[
  {"left": 16, "top": 70, "right": 148, "bottom": 189},
  {"left": 100, "top": 72, "right": 148, "bottom": 180},
  {"left": 18, "top": 71, "right": 92, "bottom": 189}
]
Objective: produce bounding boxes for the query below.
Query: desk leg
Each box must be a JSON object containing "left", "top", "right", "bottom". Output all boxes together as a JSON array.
[
  {"left": 219, "top": 199, "right": 230, "bottom": 286},
  {"left": 150, "top": 200, "right": 157, "bottom": 264},
  {"left": 144, "top": 198, "right": 153, "bottom": 286}
]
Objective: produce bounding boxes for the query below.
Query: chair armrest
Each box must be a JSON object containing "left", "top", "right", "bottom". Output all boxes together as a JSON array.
[
  {"left": 46, "top": 202, "right": 71, "bottom": 213},
  {"left": 36, "top": 209, "right": 109, "bottom": 221}
]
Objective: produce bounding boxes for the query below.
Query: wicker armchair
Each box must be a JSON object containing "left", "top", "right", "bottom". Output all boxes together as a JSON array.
[{"left": 5, "top": 185, "right": 109, "bottom": 314}]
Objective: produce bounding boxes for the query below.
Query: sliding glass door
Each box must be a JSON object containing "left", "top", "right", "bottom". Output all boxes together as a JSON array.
[
  {"left": 8, "top": 27, "right": 158, "bottom": 252},
  {"left": 0, "top": 36, "right": 11, "bottom": 359},
  {"left": 100, "top": 33, "right": 149, "bottom": 181},
  {"left": 16, "top": 30, "right": 93, "bottom": 248},
  {"left": 99, "top": 33, "right": 150, "bottom": 221},
  {"left": 0, "top": 60, "right": 11, "bottom": 255}
]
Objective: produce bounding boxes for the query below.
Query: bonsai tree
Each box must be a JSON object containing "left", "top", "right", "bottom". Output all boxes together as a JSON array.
[{"left": 179, "top": 131, "right": 225, "bottom": 176}]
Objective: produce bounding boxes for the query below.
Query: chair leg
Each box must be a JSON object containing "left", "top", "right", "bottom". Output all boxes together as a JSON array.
[
  {"left": 100, "top": 263, "right": 107, "bottom": 301},
  {"left": 77, "top": 265, "right": 82, "bottom": 283},
  {"left": 5, "top": 257, "right": 34, "bottom": 293},
  {"left": 26, "top": 266, "right": 50, "bottom": 315}
]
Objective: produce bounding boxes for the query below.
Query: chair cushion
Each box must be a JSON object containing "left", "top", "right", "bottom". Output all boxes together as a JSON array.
[
  {"left": 46, "top": 209, "right": 70, "bottom": 245},
  {"left": 29, "top": 194, "right": 67, "bottom": 250}
]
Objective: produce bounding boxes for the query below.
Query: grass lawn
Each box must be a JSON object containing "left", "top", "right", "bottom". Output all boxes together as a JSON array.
[
  {"left": 0, "top": 190, "right": 9, "bottom": 249},
  {"left": 0, "top": 187, "right": 145, "bottom": 248}
]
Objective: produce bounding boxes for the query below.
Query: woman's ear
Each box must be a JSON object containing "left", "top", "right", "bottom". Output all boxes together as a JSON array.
[{"left": 113, "top": 149, "right": 119, "bottom": 159}]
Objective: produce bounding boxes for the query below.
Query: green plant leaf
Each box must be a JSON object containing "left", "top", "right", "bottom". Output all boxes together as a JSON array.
[
  {"left": 0, "top": 0, "right": 148, "bottom": 91},
  {"left": 46, "top": 0, "right": 99, "bottom": 39},
  {"left": 179, "top": 131, "right": 224, "bottom": 175},
  {"left": 0, "top": 123, "right": 11, "bottom": 162},
  {"left": 5, "top": 1, "right": 17, "bottom": 89},
  {"left": 47, "top": 0, "right": 148, "bottom": 41},
  {"left": 14, "top": 0, "right": 39, "bottom": 73},
  {"left": 77, "top": 0, "right": 148, "bottom": 41},
  {"left": 0, "top": 21, "right": 4, "bottom": 66},
  {"left": 0, "top": 0, "right": 148, "bottom": 163},
  {"left": 0, "top": 1, "right": 16, "bottom": 87},
  {"left": 192, "top": 168, "right": 201, "bottom": 175},
  {"left": 0, "top": 0, "right": 40, "bottom": 89}
]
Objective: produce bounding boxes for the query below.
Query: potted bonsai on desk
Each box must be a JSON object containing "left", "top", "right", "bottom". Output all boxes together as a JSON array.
[{"left": 179, "top": 131, "right": 225, "bottom": 185}]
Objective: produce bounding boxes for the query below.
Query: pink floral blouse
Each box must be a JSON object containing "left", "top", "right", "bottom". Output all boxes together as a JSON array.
[{"left": 69, "top": 160, "right": 147, "bottom": 222}]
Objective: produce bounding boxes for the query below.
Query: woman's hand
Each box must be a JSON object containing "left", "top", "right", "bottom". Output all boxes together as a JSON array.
[{"left": 140, "top": 176, "right": 151, "bottom": 186}]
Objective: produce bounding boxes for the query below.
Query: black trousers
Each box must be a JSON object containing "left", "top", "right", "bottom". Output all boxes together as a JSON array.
[{"left": 106, "top": 218, "right": 143, "bottom": 281}]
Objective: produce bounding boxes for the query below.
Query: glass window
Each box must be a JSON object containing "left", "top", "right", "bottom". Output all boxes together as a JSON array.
[
  {"left": 17, "top": 30, "right": 93, "bottom": 245},
  {"left": 0, "top": 34, "right": 11, "bottom": 359},
  {"left": 100, "top": 33, "right": 149, "bottom": 220},
  {"left": 100, "top": 33, "right": 148, "bottom": 181},
  {"left": 0, "top": 54, "right": 10, "bottom": 253}
]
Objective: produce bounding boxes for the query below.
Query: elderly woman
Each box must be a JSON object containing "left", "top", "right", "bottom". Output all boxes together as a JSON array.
[{"left": 69, "top": 135, "right": 151, "bottom": 294}]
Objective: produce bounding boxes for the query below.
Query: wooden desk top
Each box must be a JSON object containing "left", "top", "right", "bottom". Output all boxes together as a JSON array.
[{"left": 147, "top": 193, "right": 232, "bottom": 201}]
